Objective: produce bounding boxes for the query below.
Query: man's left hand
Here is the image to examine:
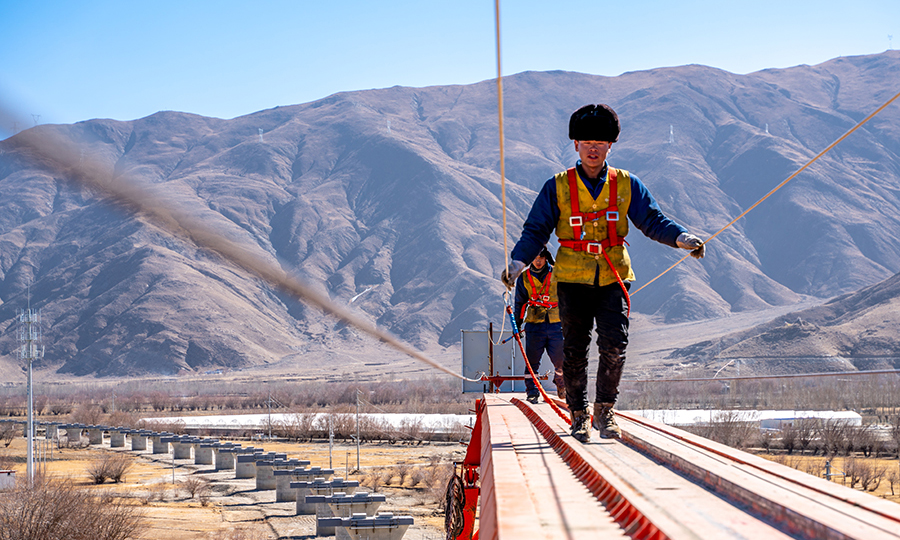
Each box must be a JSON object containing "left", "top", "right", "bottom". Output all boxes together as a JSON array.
[
  {"left": 677, "top": 233, "right": 706, "bottom": 259},
  {"left": 500, "top": 260, "right": 527, "bottom": 289}
]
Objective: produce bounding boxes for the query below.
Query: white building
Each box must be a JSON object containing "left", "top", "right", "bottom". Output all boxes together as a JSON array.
[{"left": 0, "top": 470, "right": 15, "bottom": 490}]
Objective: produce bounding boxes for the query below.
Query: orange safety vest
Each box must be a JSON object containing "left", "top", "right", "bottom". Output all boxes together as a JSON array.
[
  {"left": 519, "top": 267, "right": 560, "bottom": 324},
  {"left": 555, "top": 166, "right": 633, "bottom": 315}
]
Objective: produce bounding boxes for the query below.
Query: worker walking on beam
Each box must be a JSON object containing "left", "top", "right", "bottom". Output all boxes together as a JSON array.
[
  {"left": 501, "top": 104, "right": 705, "bottom": 442},
  {"left": 513, "top": 246, "right": 565, "bottom": 404}
]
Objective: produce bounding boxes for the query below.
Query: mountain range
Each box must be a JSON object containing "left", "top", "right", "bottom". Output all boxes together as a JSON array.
[{"left": 1, "top": 50, "right": 899, "bottom": 379}]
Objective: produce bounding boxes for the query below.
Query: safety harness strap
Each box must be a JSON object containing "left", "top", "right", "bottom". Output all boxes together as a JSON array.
[
  {"left": 561, "top": 167, "right": 631, "bottom": 317},
  {"left": 520, "top": 268, "right": 558, "bottom": 321},
  {"left": 565, "top": 167, "right": 622, "bottom": 246}
]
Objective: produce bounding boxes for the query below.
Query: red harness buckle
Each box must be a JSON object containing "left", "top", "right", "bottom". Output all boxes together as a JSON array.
[{"left": 586, "top": 242, "right": 602, "bottom": 255}]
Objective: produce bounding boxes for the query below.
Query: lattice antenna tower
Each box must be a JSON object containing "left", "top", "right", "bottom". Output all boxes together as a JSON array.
[
  {"left": 18, "top": 285, "right": 44, "bottom": 486},
  {"left": 31, "top": 114, "right": 41, "bottom": 127},
  {"left": 890, "top": 35, "right": 893, "bottom": 50}
]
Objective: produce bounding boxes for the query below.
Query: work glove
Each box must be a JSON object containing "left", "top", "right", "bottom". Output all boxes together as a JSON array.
[
  {"left": 676, "top": 232, "right": 706, "bottom": 259},
  {"left": 500, "top": 260, "right": 527, "bottom": 289}
]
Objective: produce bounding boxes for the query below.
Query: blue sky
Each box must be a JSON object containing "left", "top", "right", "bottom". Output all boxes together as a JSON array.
[{"left": 1, "top": 0, "right": 897, "bottom": 140}]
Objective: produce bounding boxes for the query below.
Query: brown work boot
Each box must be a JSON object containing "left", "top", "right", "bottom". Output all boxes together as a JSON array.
[
  {"left": 570, "top": 409, "right": 591, "bottom": 443},
  {"left": 556, "top": 385, "right": 566, "bottom": 401},
  {"left": 592, "top": 402, "right": 621, "bottom": 439}
]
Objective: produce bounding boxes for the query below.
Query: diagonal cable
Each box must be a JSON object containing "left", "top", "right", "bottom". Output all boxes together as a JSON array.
[{"left": 633, "top": 88, "right": 900, "bottom": 295}]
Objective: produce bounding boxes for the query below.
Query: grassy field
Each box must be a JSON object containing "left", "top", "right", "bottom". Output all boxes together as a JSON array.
[
  {"left": 1, "top": 436, "right": 465, "bottom": 539},
  {"left": 759, "top": 452, "right": 900, "bottom": 502}
]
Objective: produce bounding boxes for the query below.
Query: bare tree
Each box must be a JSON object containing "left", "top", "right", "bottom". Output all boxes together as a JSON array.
[
  {"left": 395, "top": 462, "right": 412, "bottom": 487},
  {"left": 49, "top": 401, "right": 73, "bottom": 416},
  {"left": 844, "top": 457, "right": 863, "bottom": 489},
  {"left": 86, "top": 453, "right": 134, "bottom": 485},
  {"left": 780, "top": 423, "right": 798, "bottom": 455},
  {"left": 69, "top": 402, "right": 103, "bottom": 425},
  {"left": 891, "top": 416, "right": 900, "bottom": 458},
  {"left": 817, "top": 419, "right": 850, "bottom": 457},
  {"left": 0, "top": 424, "right": 17, "bottom": 448},
  {"left": 853, "top": 425, "right": 882, "bottom": 458},
  {"left": 363, "top": 471, "right": 383, "bottom": 493},
  {"left": 795, "top": 418, "right": 817, "bottom": 455},
  {"left": 887, "top": 466, "right": 899, "bottom": 496},
  {"left": 180, "top": 476, "right": 210, "bottom": 499},
  {"left": 0, "top": 477, "right": 144, "bottom": 540}
]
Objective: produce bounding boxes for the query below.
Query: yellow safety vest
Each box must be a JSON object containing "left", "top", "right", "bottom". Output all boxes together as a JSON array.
[
  {"left": 521, "top": 267, "right": 560, "bottom": 324},
  {"left": 554, "top": 167, "right": 635, "bottom": 286}
]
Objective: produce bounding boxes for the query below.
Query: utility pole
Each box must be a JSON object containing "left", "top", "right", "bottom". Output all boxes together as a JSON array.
[
  {"left": 18, "top": 286, "right": 43, "bottom": 486},
  {"left": 356, "top": 389, "right": 361, "bottom": 472},
  {"left": 329, "top": 415, "right": 334, "bottom": 469},
  {"left": 267, "top": 391, "right": 272, "bottom": 440}
]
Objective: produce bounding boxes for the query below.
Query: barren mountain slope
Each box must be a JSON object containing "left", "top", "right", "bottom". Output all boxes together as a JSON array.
[
  {"left": 1, "top": 51, "right": 899, "bottom": 378},
  {"left": 667, "top": 271, "right": 900, "bottom": 375}
]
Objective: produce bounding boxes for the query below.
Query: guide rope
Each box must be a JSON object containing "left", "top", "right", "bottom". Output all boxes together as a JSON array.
[
  {"left": 496, "top": 0, "right": 510, "bottom": 287},
  {"left": 504, "top": 297, "right": 572, "bottom": 425},
  {"left": 632, "top": 87, "right": 900, "bottom": 295}
]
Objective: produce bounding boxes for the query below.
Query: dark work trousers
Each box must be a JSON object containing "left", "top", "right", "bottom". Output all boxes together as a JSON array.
[
  {"left": 523, "top": 322, "right": 565, "bottom": 394},
  {"left": 557, "top": 281, "right": 630, "bottom": 412}
]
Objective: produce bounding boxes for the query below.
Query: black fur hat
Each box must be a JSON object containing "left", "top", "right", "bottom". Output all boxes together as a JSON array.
[
  {"left": 568, "top": 104, "right": 620, "bottom": 142},
  {"left": 539, "top": 246, "right": 555, "bottom": 266}
]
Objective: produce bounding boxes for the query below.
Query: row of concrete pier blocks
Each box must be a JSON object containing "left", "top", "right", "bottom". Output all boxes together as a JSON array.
[{"left": 12, "top": 421, "right": 413, "bottom": 540}]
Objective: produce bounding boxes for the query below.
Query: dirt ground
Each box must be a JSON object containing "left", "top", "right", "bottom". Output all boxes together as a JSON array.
[{"left": 1, "top": 436, "right": 466, "bottom": 540}]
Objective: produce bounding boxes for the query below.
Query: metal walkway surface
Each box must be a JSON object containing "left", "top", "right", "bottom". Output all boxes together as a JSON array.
[{"left": 464, "top": 393, "right": 900, "bottom": 540}]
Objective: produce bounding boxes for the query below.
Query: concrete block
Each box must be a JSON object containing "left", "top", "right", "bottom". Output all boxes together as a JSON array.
[
  {"left": 130, "top": 431, "right": 149, "bottom": 451},
  {"left": 213, "top": 443, "right": 239, "bottom": 470},
  {"left": 66, "top": 426, "right": 84, "bottom": 445},
  {"left": 194, "top": 441, "right": 218, "bottom": 465},
  {"left": 309, "top": 491, "right": 386, "bottom": 539},
  {"left": 235, "top": 453, "right": 262, "bottom": 479},
  {"left": 294, "top": 476, "right": 357, "bottom": 515},
  {"left": 109, "top": 429, "right": 126, "bottom": 448},
  {"left": 255, "top": 460, "right": 276, "bottom": 490},
  {"left": 87, "top": 426, "right": 104, "bottom": 445},
  {"left": 319, "top": 512, "right": 413, "bottom": 540}
]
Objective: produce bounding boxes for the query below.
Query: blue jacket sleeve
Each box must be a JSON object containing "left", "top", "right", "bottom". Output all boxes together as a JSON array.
[
  {"left": 513, "top": 274, "right": 528, "bottom": 328},
  {"left": 627, "top": 173, "right": 687, "bottom": 247},
  {"left": 510, "top": 178, "right": 559, "bottom": 264}
]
